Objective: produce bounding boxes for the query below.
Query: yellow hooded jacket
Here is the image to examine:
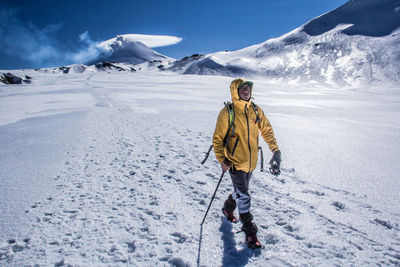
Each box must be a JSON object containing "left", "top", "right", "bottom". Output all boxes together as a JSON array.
[{"left": 212, "top": 78, "right": 279, "bottom": 172}]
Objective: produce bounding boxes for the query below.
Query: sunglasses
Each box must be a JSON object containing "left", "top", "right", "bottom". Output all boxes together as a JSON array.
[{"left": 239, "top": 84, "right": 251, "bottom": 91}]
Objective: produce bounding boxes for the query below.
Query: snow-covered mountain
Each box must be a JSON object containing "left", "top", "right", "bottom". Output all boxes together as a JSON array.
[
  {"left": 86, "top": 34, "right": 172, "bottom": 65},
  {"left": 166, "top": 0, "right": 400, "bottom": 86}
]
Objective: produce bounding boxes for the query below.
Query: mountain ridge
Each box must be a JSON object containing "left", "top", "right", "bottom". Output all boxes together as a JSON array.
[{"left": 165, "top": 0, "right": 400, "bottom": 86}]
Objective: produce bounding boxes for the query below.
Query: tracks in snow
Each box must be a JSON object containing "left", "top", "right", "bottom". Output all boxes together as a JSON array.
[
  {"left": 0, "top": 86, "right": 210, "bottom": 265},
  {"left": 1, "top": 83, "right": 399, "bottom": 266}
]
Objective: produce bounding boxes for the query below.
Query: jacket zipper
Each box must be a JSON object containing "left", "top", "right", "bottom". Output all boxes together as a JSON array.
[
  {"left": 231, "top": 138, "right": 239, "bottom": 156},
  {"left": 244, "top": 104, "right": 251, "bottom": 172}
]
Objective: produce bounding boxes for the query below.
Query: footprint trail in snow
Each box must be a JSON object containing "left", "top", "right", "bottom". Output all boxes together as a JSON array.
[{"left": 0, "top": 74, "right": 399, "bottom": 266}]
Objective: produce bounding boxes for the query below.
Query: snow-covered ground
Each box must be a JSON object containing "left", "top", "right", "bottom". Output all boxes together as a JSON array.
[{"left": 0, "top": 71, "right": 399, "bottom": 266}]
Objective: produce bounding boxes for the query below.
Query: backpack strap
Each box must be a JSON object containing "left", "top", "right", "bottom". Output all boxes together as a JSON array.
[
  {"left": 222, "top": 102, "right": 235, "bottom": 149},
  {"left": 251, "top": 101, "right": 261, "bottom": 123},
  {"left": 226, "top": 102, "right": 235, "bottom": 128}
]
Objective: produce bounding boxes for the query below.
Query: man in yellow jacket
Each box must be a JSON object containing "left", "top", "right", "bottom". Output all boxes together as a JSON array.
[{"left": 213, "top": 78, "right": 281, "bottom": 249}]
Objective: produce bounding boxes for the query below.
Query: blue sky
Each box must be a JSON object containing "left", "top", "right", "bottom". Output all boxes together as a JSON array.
[{"left": 0, "top": 0, "right": 347, "bottom": 69}]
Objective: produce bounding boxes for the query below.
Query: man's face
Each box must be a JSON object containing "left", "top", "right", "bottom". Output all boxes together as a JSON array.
[{"left": 238, "top": 83, "right": 251, "bottom": 101}]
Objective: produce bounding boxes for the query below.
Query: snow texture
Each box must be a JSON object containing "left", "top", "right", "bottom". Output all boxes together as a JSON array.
[{"left": 0, "top": 71, "right": 399, "bottom": 266}]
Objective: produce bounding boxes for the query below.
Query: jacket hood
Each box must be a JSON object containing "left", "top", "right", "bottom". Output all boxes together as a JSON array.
[{"left": 230, "top": 78, "right": 253, "bottom": 104}]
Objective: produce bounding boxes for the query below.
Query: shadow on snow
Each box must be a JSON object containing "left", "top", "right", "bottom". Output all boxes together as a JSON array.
[
  {"left": 219, "top": 217, "right": 261, "bottom": 267},
  {"left": 197, "top": 216, "right": 261, "bottom": 267}
]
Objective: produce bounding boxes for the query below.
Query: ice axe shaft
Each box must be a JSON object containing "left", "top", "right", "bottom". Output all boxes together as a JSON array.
[
  {"left": 258, "top": 146, "right": 264, "bottom": 172},
  {"left": 200, "top": 171, "right": 226, "bottom": 226}
]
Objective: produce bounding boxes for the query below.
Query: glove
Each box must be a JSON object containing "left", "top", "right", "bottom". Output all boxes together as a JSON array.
[
  {"left": 221, "top": 158, "right": 231, "bottom": 173},
  {"left": 269, "top": 150, "right": 281, "bottom": 176}
]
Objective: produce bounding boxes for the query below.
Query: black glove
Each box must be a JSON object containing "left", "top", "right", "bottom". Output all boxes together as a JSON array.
[{"left": 269, "top": 150, "right": 281, "bottom": 176}]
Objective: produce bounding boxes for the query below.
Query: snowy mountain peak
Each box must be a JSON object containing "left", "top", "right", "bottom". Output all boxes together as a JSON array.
[
  {"left": 87, "top": 34, "right": 171, "bottom": 65},
  {"left": 302, "top": 0, "right": 400, "bottom": 37}
]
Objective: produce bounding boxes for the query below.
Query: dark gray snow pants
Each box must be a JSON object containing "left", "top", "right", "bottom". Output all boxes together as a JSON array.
[{"left": 229, "top": 169, "right": 253, "bottom": 214}]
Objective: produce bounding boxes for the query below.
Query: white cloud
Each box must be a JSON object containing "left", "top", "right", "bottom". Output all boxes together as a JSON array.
[{"left": 99, "top": 34, "right": 183, "bottom": 48}]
